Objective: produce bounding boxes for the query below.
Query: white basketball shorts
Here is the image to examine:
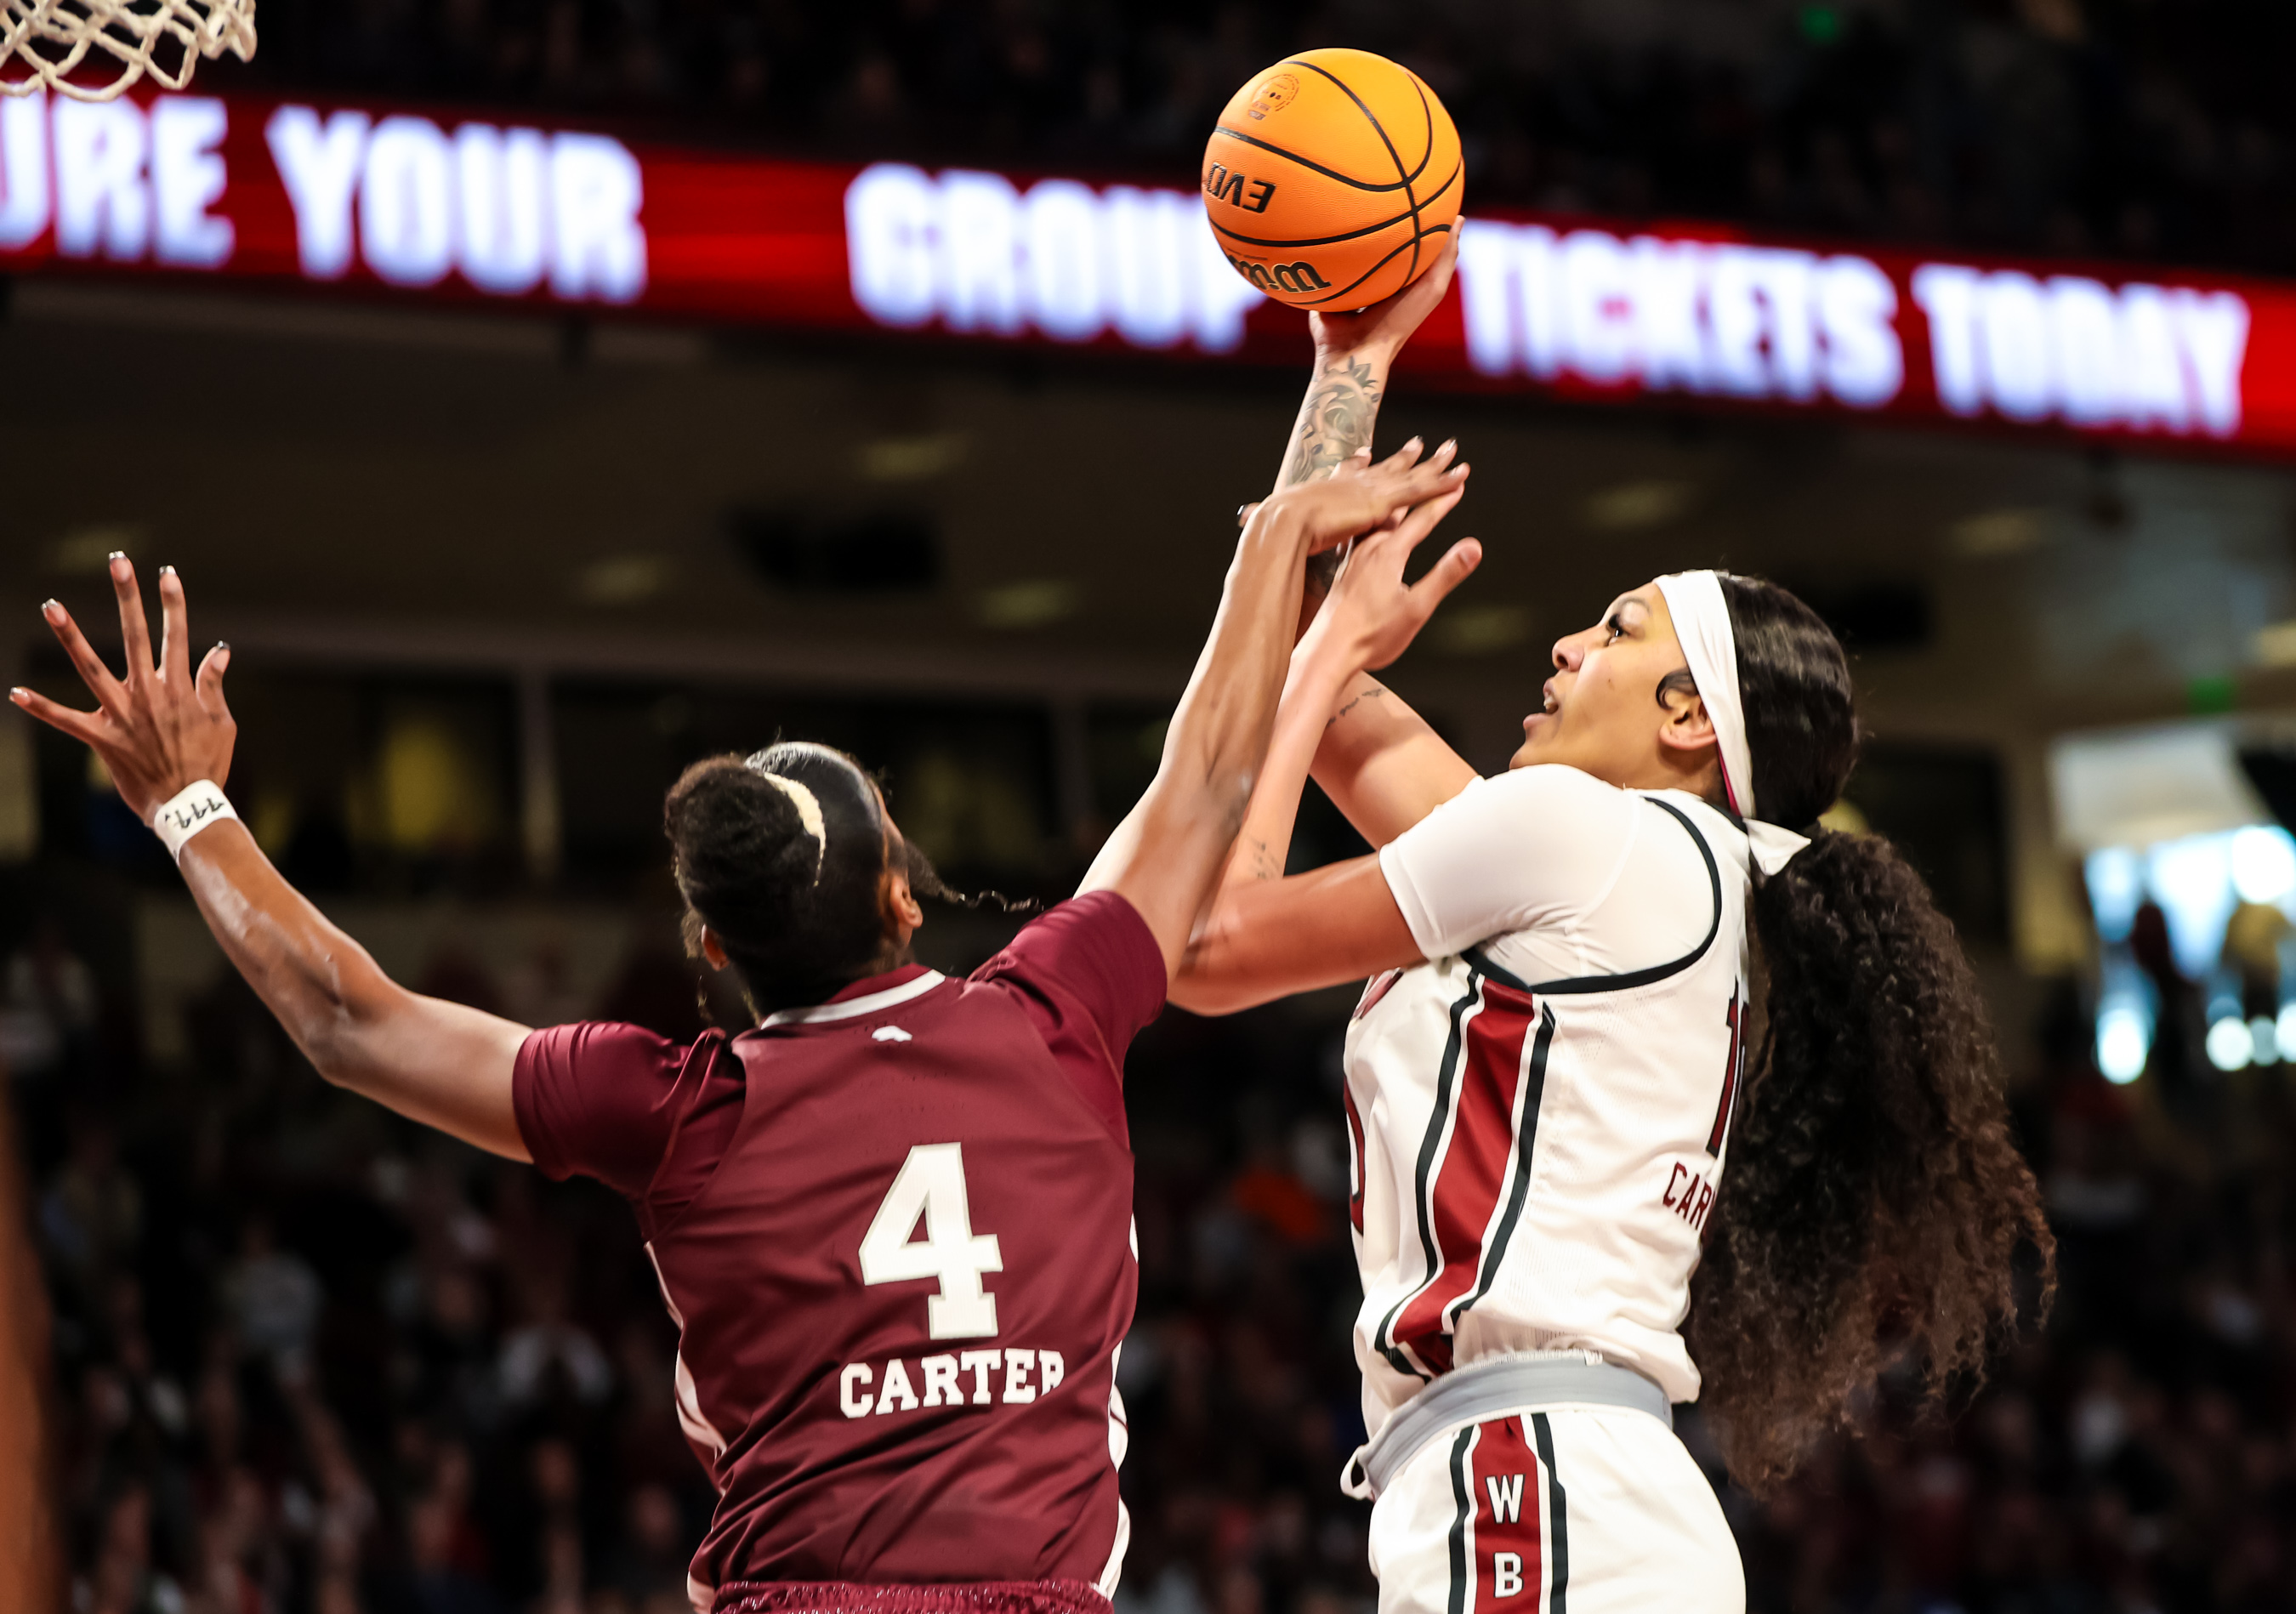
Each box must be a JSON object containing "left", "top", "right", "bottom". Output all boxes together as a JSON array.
[{"left": 1366, "top": 1407, "right": 1742, "bottom": 1614}]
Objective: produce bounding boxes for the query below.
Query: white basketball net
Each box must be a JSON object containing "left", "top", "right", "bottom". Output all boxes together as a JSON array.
[{"left": 2, "top": 0, "right": 256, "bottom": 102}]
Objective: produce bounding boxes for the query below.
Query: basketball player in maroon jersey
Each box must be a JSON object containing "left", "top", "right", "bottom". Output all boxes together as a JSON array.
[{"left": 10, "top": 450, "right": 1476, "bottom": 1614}]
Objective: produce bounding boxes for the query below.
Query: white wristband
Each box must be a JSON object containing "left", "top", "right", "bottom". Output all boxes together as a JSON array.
[{"left": 151, "top": 779, "right": 238, "bottom": 861}]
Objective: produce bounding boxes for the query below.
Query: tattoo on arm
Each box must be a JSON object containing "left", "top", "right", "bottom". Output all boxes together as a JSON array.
[
  {"left": 1282, "top": 354, "right": 1384, "bottom": 487},
  {"left": 1246, "top": 837, "right": 1284, "bottom": 881},
  {"left": 1327, "top": 686, "right": 1388, "bottom": 728},
  {"left": 1283, "top": 352, "right": 1384, "bottom": 613}
]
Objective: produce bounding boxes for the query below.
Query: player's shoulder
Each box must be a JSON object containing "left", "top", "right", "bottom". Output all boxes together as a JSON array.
[
  {"left": 525, "top": 1017, "right": 696, "bottom": 1071},
  {"left": 1632, "top": 788, "right": 1744, "bottom": 857},
  {"left": 1493, "top": 762, "right": 1634, "bottom": 802},
  {"left": 1441, "top": 762, "right": 1639, "bottom": 826},
  {"left": 973, "top": 889, "right": 1160, "bottom": 984}
]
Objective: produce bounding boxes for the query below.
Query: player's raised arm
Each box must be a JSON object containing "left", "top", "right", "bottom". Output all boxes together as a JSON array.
[
  {"left": 1168, "top": 477, "right": 1482, "bottom": 1018},
  {"left": 9, "top": 560, "right": 532, "bottom": 1161},
  {"left": 1078, "top": 448, "right": 1469, "bottom": 978},
  {"left": 1271, "top": 230, "right": 1457, "bottom": 496},
  {"left": 1258, "top": 234, "right": 1483, "bottom": 849}
]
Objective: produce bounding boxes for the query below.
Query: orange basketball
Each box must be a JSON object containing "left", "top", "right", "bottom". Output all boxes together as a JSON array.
[{"left": 1202, "top": 49, "right": 1463, "bottom": 311}]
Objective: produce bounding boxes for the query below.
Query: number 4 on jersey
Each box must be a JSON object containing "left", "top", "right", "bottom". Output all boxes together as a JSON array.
[{"left": 859, "top": 1143, "right": 1003, "bottom": 1338}]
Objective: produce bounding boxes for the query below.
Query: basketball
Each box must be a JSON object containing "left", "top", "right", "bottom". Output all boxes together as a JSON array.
[{"left": 1202, "top": 48, "right": 1463, "bottom": 311}]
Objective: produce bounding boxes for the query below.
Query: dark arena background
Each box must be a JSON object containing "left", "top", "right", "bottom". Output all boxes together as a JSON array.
[{"left": 7, "top": 0, "right": 2296, "bottom": 1611}]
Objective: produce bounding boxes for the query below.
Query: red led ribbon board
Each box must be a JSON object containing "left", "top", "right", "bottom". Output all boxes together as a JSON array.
[{"left": 1, "top": 87, "right": 2291, "bottom": 457}]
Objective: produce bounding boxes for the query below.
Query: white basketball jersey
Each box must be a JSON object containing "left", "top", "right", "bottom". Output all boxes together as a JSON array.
[{"left": 1344, "top": 769, "right": 1753, "bottom": 1437}]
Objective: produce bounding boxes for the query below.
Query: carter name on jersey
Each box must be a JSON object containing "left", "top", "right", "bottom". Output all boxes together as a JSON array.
[{"left": 838, "top": 1348, "right": 1068, "bottom": 1418}]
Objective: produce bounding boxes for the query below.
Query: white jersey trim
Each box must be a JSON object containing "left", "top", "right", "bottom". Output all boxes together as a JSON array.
[
  {"left": 759, "top": 970, "right": 946, "bottom": 1026},
  {"left": 1471, "top": 798, "right": 1722, "bottom": 997}
]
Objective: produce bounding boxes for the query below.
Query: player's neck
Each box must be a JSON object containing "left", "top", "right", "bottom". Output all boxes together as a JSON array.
[{"left": 860, "top": 937, "right": 918, "bottom": 983}]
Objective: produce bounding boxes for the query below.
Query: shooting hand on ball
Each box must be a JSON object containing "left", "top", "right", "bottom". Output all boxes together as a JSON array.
[
  {"left": 1310, "top": 228, "right": 1460, "bottom": 361},
  {"left": 9, "top": 556, "right": 236, "bottom": 823}
]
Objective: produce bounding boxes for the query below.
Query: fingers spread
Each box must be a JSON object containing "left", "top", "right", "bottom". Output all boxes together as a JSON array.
[
  {"left": 1354, "top": 452, "right": 1465, "bottom": 525},
  {"left": 159, "top": 566, "right": 191, "bottom": 685},
  {"left": 1386, "top": 459, "right": 1469, "bottom": 520},
  {"left": 42, "top": 601, "right": 128, "bottom": 709},
  {"left": 8, "top": 686, "right": 104, "bottom": 746},
  {"left": 110, "top": 554, "right": 155, "bottom": 679}
]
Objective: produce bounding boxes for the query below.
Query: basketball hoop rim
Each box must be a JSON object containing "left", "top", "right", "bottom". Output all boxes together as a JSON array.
[{"left": 2, "top": 0, "right": 258, "bottom": 104}]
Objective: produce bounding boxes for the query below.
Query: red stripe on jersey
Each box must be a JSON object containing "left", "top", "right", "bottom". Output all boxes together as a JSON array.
[
  {"left": 1392, "top": 980, "right": 1537, "bottom": 1374},
  {"left": 1469, "top": 1415, "right": 1546, "bottom": 1612}
]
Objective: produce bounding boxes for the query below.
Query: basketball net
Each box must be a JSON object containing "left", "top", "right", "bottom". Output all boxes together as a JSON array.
[{"left": 3, "top": 0, "right": 256, "bottom": 102}]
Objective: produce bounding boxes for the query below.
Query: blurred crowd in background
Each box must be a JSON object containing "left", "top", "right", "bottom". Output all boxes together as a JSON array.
[
  {"left": 226, "top": 0, "right": 2296, "bottom": 276},
  {"left": 10, "top": 875, "right": 2296, "bottom": 1614}
]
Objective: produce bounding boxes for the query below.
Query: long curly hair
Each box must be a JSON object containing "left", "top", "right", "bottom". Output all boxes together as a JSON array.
[{"left": 1685, "top": 576, "right": 2056, "bottom": 1489}]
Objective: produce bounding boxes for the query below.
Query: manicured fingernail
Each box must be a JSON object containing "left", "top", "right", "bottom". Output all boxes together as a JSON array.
[
  {"left": 40, "top": 599, "right": 60, "bottom": 617},
  {"left": 215, "top": 641, "right": 230, "bottom": 652},
  {"left": 161, "top": 565, "right": 175, "bottom": 577},
  {"left": 7, "top": 688, "right": 24, "bottom": 702},
  {"left": 108, "top": 551, "right": 125, "bottom": 561}
]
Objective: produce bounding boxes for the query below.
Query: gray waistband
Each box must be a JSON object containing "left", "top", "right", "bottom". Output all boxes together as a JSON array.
[{"left": 1353, "top": 1355, "right": 1674, "bottom": 1497}]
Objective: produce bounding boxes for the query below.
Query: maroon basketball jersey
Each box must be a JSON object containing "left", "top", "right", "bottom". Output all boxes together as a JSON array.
[{"left": 513, "top": 895, "right": 1163, "bottom": 1609}]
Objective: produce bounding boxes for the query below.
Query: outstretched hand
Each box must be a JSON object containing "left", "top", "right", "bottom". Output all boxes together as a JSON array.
[
  {"left": 1300, "top": 445, "right": 1481, "bottom": 674},
  {"left": 9, "top": 556, "right": 236, "bottom": 822},
  {"left": 1308, "top": 227, "right": 1459, "bottom": 361},
  {"left": 1245, "top": 435, "right": 1470, "bottom": 556}
]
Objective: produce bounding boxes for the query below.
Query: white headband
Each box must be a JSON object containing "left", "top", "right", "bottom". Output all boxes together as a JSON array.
[
  {"left": 744, "top": 754, "right": 828, "bottom": 884},
  {"left": 1652, "top": 571, "right": 1810, "bottom": 877}
]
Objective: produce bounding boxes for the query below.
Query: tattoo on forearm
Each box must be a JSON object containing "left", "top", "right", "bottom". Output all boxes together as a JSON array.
[
  {"left": 1282, "top": 353, "right": 1383, "bottom": 487},
  {"left": 1284, "top": 354, "right": 1383, "bottom": 616},
  {"left": 1327, "top": 686, "right": 1388, "bottom": 728},
  {"left": 1247, "top": 837, "right": 1283, "bottom": 881}
]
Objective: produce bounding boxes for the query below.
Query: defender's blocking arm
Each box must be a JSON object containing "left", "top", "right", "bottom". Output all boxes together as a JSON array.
[
  {"left": 1078, "top": 448, "right": 1469, "bottom": 978},
  {"left": 10, "top": 560, "right": 534, "bottom": 1161}
]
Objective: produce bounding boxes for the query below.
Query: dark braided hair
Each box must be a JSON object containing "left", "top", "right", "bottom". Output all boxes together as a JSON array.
[
  {"left": 1683, "top": 575, "right": 2055, "bottom": 1490},
  {"left": 663, "top": 741, "right": 1017, "bottom": 1018},
  {"left": 662, "top": 742, "right": 904, "bottom": 1015}
]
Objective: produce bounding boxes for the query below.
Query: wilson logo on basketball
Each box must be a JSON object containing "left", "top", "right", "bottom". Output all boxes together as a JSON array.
[
  {"left": 1202, "top": 163, "right": 1278, "bottom": 213},
  {"left": 1247, "top": 74, "right": 1298, "bottom": 119},
  {"left": 1225, "top": 255, "right": 1331, "bottom": 294}
]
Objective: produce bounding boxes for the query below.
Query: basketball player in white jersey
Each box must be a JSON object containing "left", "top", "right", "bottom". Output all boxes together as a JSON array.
[{"left": 1169, "top": 241, "right": 2054, "bottom": 1614}]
